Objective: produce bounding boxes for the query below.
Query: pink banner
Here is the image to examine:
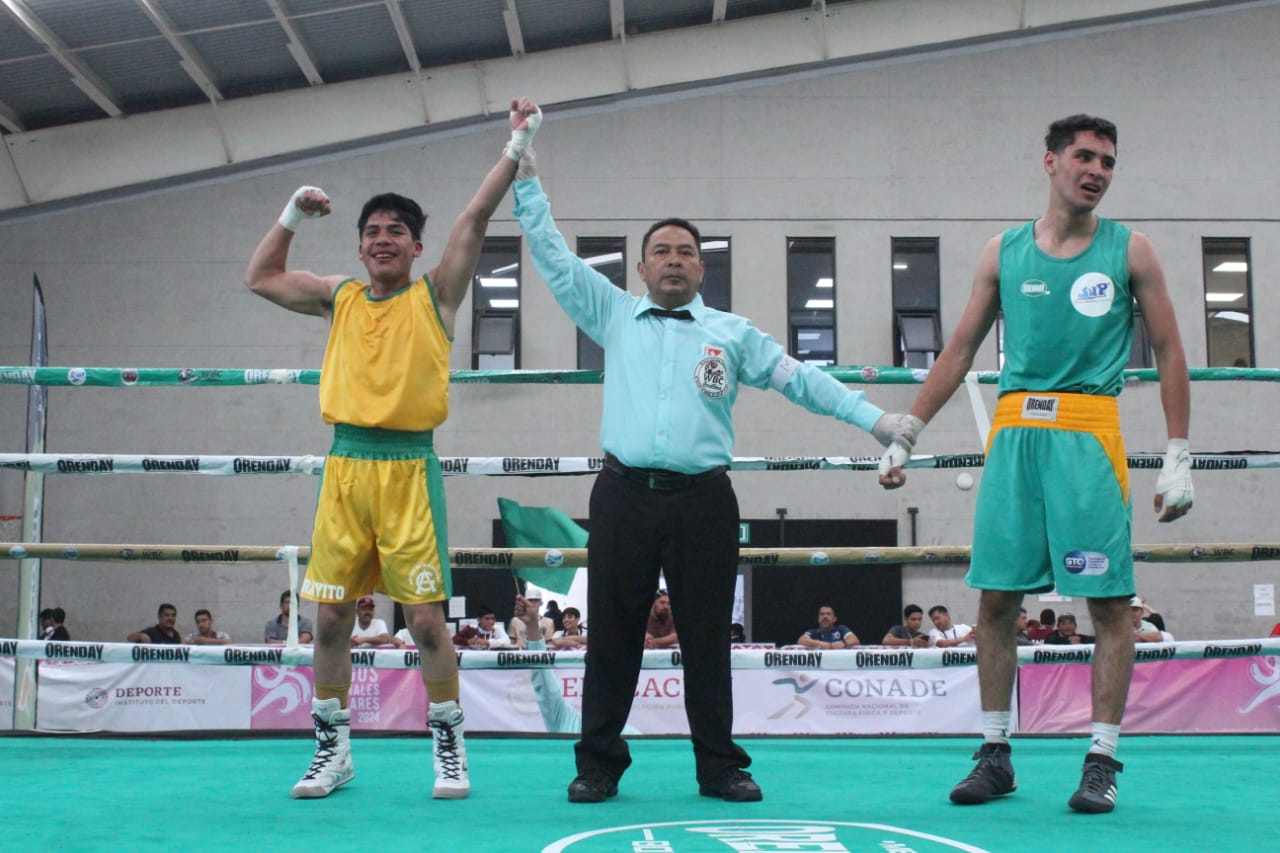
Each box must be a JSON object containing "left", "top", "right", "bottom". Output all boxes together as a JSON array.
[
  {"left": 1018, "top": 655, "right": 1280, "bottom": 733},
  {"left": 249, "top": 665, "right": 427, "bottom": 730}
]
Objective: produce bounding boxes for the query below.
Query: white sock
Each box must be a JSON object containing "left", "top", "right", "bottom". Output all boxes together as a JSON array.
[
  {"left": 1088, "top": 722, "right": 1121, "bottom": 758},
  {"left": 982, "top": 711, "right": 1011, "bottom": 745}
]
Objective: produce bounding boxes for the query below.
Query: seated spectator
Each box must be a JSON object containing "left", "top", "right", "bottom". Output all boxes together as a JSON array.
[
  {"left": 543, "top": 599, "right": 565, "bottom": 634},
  {"left": 39, "top": 608, "right": 55, "bottom": 640},
  {"left": 47, "top": 607, "right": 70, "bottom": 641},
  {"left": 452, "top": 605, "right": 514, "bottom": 649},
  {"left": 1130, "top": 597, "right": 1164, "bottom": 643},
  {"left": 1027, "top": 608, "right": 1056, "bottom": 642},
  {"left": 509, "top": 589, "right": 555, "bottom": 649},
  {"left": 882, "top": 604, "right": 931, "bottom": 647},
  {"left": 127, "top": 603, "right": 182, "bottom": 644},
  {"left": 798, "top": 605, "right": 860, "bottom": 649},
  {"left": 1014, "top": 607, "right": 1034, "bottom": 645},
  {"left": 351, "top": 596, "right": 393, "bottom": 647},
  {"left": 549, "top": 606, "right": 588, "bottom": 649},
  {"left": 1044, "top": 613, "right": 1094, "bottom": 645},
  {"left": 265, "top": 590, "right": 314, "bottom": 645},
  {"left": 645, "top": 590, "right": 679, "bottom": 649},
  {"left": 185, "top": 608, "right": 232, "bottom": 645},
  {"left": 928, "top": 605, "right": 974, "bottom": 647},
  {"left": 730, "top": 622, "right": 746, "bottom": 644}
]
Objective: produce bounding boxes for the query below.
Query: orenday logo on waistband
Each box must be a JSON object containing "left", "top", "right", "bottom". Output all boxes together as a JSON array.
[{"left": 1021, "top": 395, "right": 1059, "bottom": 422}]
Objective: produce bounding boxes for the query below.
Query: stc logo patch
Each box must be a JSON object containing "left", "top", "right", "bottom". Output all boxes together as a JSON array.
[{"left": 1063, "top": 550, "right": 1110, "bottom": 575}]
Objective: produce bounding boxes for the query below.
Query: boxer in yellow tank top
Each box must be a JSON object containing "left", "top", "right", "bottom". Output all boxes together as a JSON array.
[{"left": 245, "top": 96, "right": 544, "bottom": 801}]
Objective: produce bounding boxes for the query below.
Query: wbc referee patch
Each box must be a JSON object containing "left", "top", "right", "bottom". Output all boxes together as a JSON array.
[{"left": 694, "top": 344, "right": 728, "bottom": 398}]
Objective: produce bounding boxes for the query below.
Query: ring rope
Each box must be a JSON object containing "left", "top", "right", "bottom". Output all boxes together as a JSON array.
[
  {"left": 2, "top": 638, "right": 1277, "bottom": 670},
  {"left": 2, "top": 365, "right": 1277, "bottom": 388},
  {"left": 3, "top": 542, "right": 1278, "bottom": 566},
  {"left": 0, "top": 451, "right": 1270, "bottom": 475}
]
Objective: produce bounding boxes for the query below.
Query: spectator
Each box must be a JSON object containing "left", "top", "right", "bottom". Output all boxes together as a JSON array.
[
  {"left": 452, "top": 605, "right": 514, "bottom": 649},
  {"left": 351, "top": 596, "right": 393, "bottom": 647},
  {"left": 39, "top": 608, "right": 55, "bottom": 640},
  {"left": 549, "top": 606, "right": 588, "bottom": 650},
  {"left": 265, "top": 590, "right": 315, "bottom": 646},
  {"left": 509, "top": 589, "right": 555, "bottom": 649},
  {"left": 127, "top": 603, "right": 182, "bottom": 644},
  {"left": 544, "top": 599, "right": 565, "bottom": 635},
  {"left": 185, "top": 609, "right": 232, "bottom": 645},
  {"left": 644, "top": 591, "right": 679, "bottom": 650},
  {"left": 1130, "top": 597, "right": 1163, "bottom": 643},
  {"left": 47, "top": 607, "right": 70, "bottom": 641},
  {"left": 1270, "top": 622, "right": 1280, "bottom": 638},
  {"left": 1027, "top": 608, "right": 1057, "bottom": 642},
  {"left": 1044, "top": 613, "right": 1094, "bottom": 645},
  {"left": 392, "top": 626, "right": 415, "bottom": 648},
  {"left": 798, "top": 605, "right": 859, "bottom": 649},
  {"left": 928, "top": 605, "right": 974, "bottom": 647},
  {"left": 882, "top": 604, "right": 931, "bottom": 648},
  {"left": 1014, "top": 608, "right": 1034, "bottom": 646},
  {"left": 730, "top": 623, "right": 746, "bottom": 644}
]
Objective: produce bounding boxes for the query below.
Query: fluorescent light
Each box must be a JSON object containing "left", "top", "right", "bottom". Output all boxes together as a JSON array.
[
  {"left": 815, "top": 277, "right": 833, "bottom": 288},
  {"left": 479, "top": 277, "right": 518, "bottom": 288},
  {"left": 805, "top": 299, "right": 834, "bottom": 309},
  {"left": 1205, "top": 292, "right": 1243, "bottom": 303},
  {"left": 701, "top": 240, "right": 728, "bottom": 251},
  {"left": 490, "top": 261, "right": 520, "bottom": 274},
  {"left": 1212, "top": 261, "right": 1248, "bottom": 273},
  {"left": 892, "top": 262, "right": 909, "bottom": 270},
  {"left": 1212, "top": 311, "right": 1250, "bottom": 324},
  {"left": 582, "top": 252, "right": 622, "bottom": 267},
  {"left": 797, "top": 332, "right": 822, "bottom": 341},
  {"left": 489, "top": 299, "right": 520, "bottom": 309}
]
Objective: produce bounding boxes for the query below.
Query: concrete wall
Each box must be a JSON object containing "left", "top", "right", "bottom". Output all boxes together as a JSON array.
[{"left": 2, "top": 5, "right": 1278, "bottom": 643}]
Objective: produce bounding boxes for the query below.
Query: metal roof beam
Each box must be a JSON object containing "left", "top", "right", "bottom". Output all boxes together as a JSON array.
[
  {"left": 713, "top": 0, "right": 727, "bottom": 23},
  {"left": 384, "top": 0, "right": 421, "bottom": 72},
  {"left": 503, "top": 0, "right": 526, "bottom": 57},
  {"left": 133, "top": 0, "right": 223, "bottom": 102},
  {"left": 264, "top": 0, "right": 324, "bottom": 86},
  {"left": 610, "top": 0, "right": 626, "bottom": 39},
  {"left": 0, "top": 97, "right": 24, "bottom": 133},
  {"left": 0, "top": 0, "right": 123, "bottom": 118}
]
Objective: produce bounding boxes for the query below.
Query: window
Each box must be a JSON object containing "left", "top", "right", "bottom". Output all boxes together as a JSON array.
[
  {"left": 892, "top": 238, "right": 942, "bottom": 368},
  {"left": 471, "top": 236, "right": 521, "bottom": 370},
  {"left": 576, "top": 237, "right": 627, "bottom": 370},
  {"left": 787, "top": 237, "right": 835, "bottom": 364},
  {"left": 700, "top": 237, "right": 731, "bottom": 312},
  {"left": 1202, "top": 238, "right": 1254, "bottom": 367}
]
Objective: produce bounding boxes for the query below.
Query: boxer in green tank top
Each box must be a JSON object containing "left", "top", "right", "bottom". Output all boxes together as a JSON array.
[{"left": 878, "top": 115, "right": 1194, "bottom": 814}]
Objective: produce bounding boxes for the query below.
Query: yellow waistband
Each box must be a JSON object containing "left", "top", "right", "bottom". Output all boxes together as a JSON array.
[{"left": 992, "top": 392, "right": 1120, "bottom": 433}]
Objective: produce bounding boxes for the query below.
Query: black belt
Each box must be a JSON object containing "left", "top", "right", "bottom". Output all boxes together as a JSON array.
[{"left": 603, "top": 453, "right": 728, "bottom": 491}]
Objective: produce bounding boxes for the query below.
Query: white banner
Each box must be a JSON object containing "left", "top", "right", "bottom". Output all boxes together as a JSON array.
[
  {"left": 35, "top": 661, "right": 251, "bottom": 732},
  {"left": 0, "top": 657, "right": 14, "bottom": 728},
  {"left": 458, "top": 667, "right": 986, "bottom": 735}
]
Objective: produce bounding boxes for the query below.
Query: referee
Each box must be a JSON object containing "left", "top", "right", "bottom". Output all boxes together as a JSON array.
[{"left": 509, "top": 103, "right": 920, "bottom": 804}]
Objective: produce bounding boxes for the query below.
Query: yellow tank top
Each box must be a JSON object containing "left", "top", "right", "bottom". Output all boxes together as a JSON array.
[{"left": 319, "top": 277, "right": 451, "bottom": 431}]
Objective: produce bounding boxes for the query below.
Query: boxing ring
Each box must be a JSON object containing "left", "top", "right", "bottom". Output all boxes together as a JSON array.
[{"left": 3, "top": 365, "right": 1280, "bottom": 852}]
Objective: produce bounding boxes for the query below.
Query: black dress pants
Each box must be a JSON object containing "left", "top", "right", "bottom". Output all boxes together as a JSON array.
[{"left": 573, "top": 466, "right": 751, "bottom": 785}]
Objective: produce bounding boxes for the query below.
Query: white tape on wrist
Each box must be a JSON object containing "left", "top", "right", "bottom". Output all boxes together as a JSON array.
[
  {"left": 768, "top": 355, "right": 801, "bottom": 392},
  {"left": 878, "top": 442, "right": 911, "bottom": 477},
  {"left": 1155, "top": 438, "right": 1194, "bottom": 508},
  {"left": 278, "top": 186, "right": 324, "bottom": 232}
]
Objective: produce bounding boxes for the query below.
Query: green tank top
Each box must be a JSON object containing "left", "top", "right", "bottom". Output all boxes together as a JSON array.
[{"left": 998, "top": 217, "right": 1133, "bottom": 397}]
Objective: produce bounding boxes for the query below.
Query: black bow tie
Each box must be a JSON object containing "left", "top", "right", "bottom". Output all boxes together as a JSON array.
[{"left": 648, "top": 307, "right": 693, "bottom": 320}]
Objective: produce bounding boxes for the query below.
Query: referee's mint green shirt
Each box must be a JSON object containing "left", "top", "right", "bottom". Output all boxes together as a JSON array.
[{"left": 513, "top": 178, "right": 884, "bottom": 475}]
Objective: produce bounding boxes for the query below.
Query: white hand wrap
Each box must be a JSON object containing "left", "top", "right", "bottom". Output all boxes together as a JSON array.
[
  {"left": 1155, "top": 438, "right": 1194, "bottom": 509},
  {"left": 505, "top": 106, "right": 543, "bottom": 161},
  {"left": 278, "top": 186, "right": 326, "bottom": 232},
  {"left": 873, "top": 414, "right": 925, "bottom": 477},
  {"left": 515, "top": 146, "right": 537, "bottom": 182}
]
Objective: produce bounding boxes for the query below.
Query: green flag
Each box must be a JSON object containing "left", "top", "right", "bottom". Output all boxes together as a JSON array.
[{"left": 497, "top": 497, "right": 588, "bottom": 595}]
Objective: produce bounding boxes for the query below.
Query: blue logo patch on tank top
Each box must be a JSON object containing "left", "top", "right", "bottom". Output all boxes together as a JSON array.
[
  {"left": 1064, "top": 550, "right": 1110, "bottom": 575},
  {"left": 1070, "top": 272, "right": 1115, "bottom": 317}
]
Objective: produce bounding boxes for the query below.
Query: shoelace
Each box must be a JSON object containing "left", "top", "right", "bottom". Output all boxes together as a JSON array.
[
  {"left": 960, "top": 750, "right": 1004, "bottom": 783},
  {"left": 301, "top": 714, "right": 340, "bottom": 781},
  {"left": 430, "top": 719, "right": 463, "bottom": 780},
  {"left": 1079, "top": 762, "right": 1114, "bottom": 795}
]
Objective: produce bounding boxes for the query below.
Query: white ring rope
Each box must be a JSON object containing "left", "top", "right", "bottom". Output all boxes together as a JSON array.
[
  {"left": 0, "top": 451, "right": 1269, "bottom": 475},
  {"left": 2, "top": 638, "right": 1278, "bottom": 670},
  {"left": 5, "top": 542, "right": 1279, "bottom": 566}
]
